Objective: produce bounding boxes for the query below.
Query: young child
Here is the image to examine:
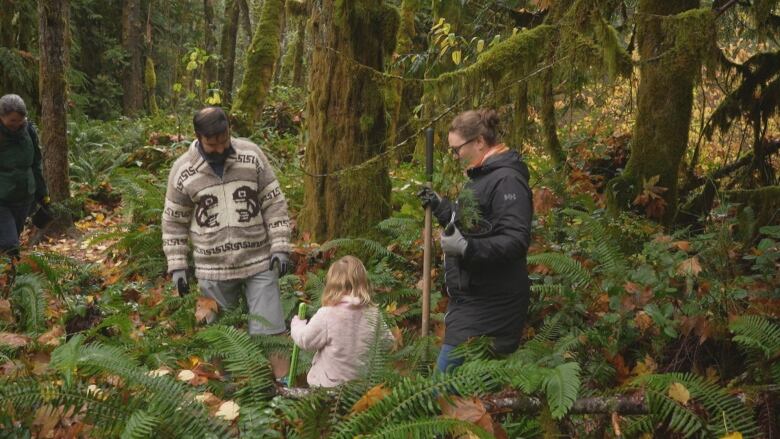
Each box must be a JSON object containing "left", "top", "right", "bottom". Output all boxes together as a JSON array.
[{"left": 291, "top": 255, "right": 393, "bottom": 387}]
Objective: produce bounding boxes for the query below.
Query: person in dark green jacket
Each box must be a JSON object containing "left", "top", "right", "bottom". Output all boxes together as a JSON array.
[{"left": 0, "top": 94, "right": 49, "bottom": 259}]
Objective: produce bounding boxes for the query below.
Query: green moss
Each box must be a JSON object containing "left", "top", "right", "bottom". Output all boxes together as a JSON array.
[
  {"left": 437, "top": 25, "right": 556, "bottom": 84},
  {"left": 144, "top": 57, "right": 158, "bottom": 115},
  {"left": 230, "top": 0, "right": 285, "bottom": 133}
]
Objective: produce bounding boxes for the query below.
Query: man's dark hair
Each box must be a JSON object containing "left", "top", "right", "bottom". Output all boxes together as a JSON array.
[{"left": 193, "top": 107, "right": 229, "bottom": 137}]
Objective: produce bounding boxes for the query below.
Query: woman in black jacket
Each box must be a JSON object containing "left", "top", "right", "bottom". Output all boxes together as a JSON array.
[
  {"left": 419, "top": 109, "right": 533, "bottom": 372},
  {"left": 0, "top": 94, "right": 49, "bottom": 261}
]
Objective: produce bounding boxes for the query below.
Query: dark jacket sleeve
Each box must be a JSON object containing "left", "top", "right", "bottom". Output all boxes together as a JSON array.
[
  {"left": 28, "top": 123, "right": 48, "bottom": 201},
  {"left": 432, "top": 197, "right": 454, "bottom": 227},
  {"left": 462, "top": 175, "right": 532, "bottom": 264}
]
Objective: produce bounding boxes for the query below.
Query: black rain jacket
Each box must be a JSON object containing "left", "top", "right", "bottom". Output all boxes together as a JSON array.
[{"left": 433, "top": 149, "right": 533, "bottom": 354}]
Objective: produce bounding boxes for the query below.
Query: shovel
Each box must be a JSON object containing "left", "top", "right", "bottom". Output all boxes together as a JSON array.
[{"left": 287, "top": 302, "right": 307, "bottom": 386}]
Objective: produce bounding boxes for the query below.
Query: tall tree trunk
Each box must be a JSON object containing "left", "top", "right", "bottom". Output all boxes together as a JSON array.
[
  {"left": 291, "top": 18, "right": 306, "bottom": 87},
  {"left": 238, "top": 0, "right": 253, "bottom": 41},
  {"left": 38, "top": 0, "right": 70, "bottom": 203},
  {"left": 203, "top": 0, "right": 218, "bottom": 87},
  {"left": 300, "top": 0, "right": 399, "bottom": 240},
  {"left": 231, "top": 0, "right": 285, "bottom": 133},
  {"left": 606, "top": 0, "right": 712, "bottom": 225},
  {"left": 272, "top": 5, "right": 288, "bottom": 84},
  {"left": 540, "top": 66, "right": 565, "bottom": 167},
  {"left": 512, "top": 82, "right": 530, "bottom": 148},
  {"left": 389, "top": 0, "right": 423, "bottom": 161},
  {"left": 121, "top": 0, "right": 144, "bottom": 116},
  {"left": 219, "top": 0, "right": 240, "bottom": 104}
]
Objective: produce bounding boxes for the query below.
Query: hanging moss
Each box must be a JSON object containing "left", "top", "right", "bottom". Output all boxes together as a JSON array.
[
  {"left": 436, "top": 25, "right": 556, "bottom": 85},
  {"left": 144, "top": 57, "right": 158, "bottom": 115},
  {"left": 592, "top": 16, "right": 632, "bottom": 80},
  {"left": 231, "top": 0, "right": 285, "bottom": 134},
  {"left": 286, "top": 0, "right": 307, "bottom": 16}
]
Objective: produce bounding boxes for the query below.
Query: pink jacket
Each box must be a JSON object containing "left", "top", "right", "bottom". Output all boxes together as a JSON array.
[{"left": 290, "top": 297, "right": 393, "bottom": 387}]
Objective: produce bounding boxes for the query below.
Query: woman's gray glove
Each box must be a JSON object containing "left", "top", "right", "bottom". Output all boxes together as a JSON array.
[{"left": 440, "top": 226, "right": 468, "bottom": 256}]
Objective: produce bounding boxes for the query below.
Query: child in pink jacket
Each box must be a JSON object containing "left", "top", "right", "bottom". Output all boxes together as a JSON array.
[{"left": 291, "top": 255, "right": 393, "bottom": 387}]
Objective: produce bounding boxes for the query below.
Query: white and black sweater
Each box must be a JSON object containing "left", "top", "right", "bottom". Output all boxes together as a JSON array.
[{"left": 162, "top": 138, "right": 292, "bottom": 281}]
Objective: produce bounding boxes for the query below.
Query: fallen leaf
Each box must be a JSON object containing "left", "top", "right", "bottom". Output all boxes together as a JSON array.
[
  {"left": 351, "top": 384, "right": 390, "bottom": 414},
  {"left": 0, "top": 299, "right": 13, "bottom": 322},
  {"left": 634, "top": 311, "right": 654, "bottom": 333},
  {"left": 177, "top": 369, "right": 196, "bottom": 382},
  {"left": 676, "top": 257, "right": 702, "bottom": 277},
  {"left": 148, "top": 367, "right": 171, "bottom": 378},
  {"left": 673, "top": 241, "right": 691, "bottom": 252},
  {"left": 37, "top": 325, "right": 64, "bottom": 347},
  {"left": 30, "top": 351, "right": 50, "bottom": 376},
  {"left": 215, "top": 400, "right": 240, "bottom": 421},
  {"left": 195, "top": 297, "right": 219, "bottom": 323},
  {"left": 720, "top": 432, "right": 743, "bottom": 439},
  {"left": 631, "top": 355, "right": 657, "bottom": 377},
  {"left": 667, "top": 382, "right": 691, "bottom": 405},
  {"left": 439, "top": 395, "right": 500, "bottom": 436},
  {"left": 0, "top": 332, "right": 30, "bottom": 348}
]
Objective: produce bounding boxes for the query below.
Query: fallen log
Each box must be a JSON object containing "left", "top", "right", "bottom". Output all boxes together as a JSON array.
[{"left": 277, "top": 386, "right": 649, "bottom": 415}]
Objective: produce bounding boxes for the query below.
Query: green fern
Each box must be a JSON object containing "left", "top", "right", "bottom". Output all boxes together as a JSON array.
[
  {"left": 730, "top": 315, "right": 780, "bottom": 384},
  {"left": 369, "top": 417, "right": 493, "bottom": 438},
  {"left": 376, "top": 217, "right": 421, "bottom": 244},
  {"left": 320, "top": 238, "right": 408, "bottom": 265},
  {"left": 196, "top": 325, "right": 276, "bottom": 407},
  {"left": 543, "top": 362, "right": 581, "bottom": 419},
  {"left": 10, "top": 273, "right": 46, "bottom": 336},
  {"left": 631, "top": 373, "right": 761, "bottom": 438},
  {"left": 120, "top": 410, "right": 162, "bottom": 439},
  {"left": 527, "top": 253, "right": 591, "bottom": 288}
]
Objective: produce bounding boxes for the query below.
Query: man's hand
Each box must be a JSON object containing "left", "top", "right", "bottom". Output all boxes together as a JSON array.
[
  {"left": 271, "top": 253, "right": 290, "bottom": 276},
  {"left": 172, "top": 270, "right": 189, "bottom": 296},
  {"left": 440, "top": 226, "right": 468, "bottom": 256},
  {"left": 417, "top": 187, "right": 441, "bottom": 210}
]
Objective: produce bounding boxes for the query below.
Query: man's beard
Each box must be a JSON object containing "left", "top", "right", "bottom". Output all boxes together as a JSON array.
[{"left": 203, "top": 147, "right": 231, "bottom": 163}]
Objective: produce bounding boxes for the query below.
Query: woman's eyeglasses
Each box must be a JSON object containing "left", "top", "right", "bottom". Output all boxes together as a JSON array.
[{"left": 450, "top": 138, "right": 476, "bottom": 156}]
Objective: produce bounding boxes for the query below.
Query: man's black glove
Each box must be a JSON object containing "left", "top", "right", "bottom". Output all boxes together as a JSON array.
[
  {"left": 271, "top": 253, "right": 290, "bottom": 276},
  {"left": 172, "top": 269, "right": 189, "bottom": 296},
  {"left": 31, "top": 196, "right": 54, "bottom": 229},
  {"left": 417, "top": 187, "right": 441, "bottom": 210}
]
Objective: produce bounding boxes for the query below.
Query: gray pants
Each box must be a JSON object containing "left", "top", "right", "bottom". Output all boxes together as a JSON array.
[{"left": 198, "top": 269, "right": 286, "bottom": 335}]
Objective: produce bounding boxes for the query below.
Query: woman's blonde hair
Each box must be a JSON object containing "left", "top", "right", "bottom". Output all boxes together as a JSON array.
[{"left": 321, "top": 255, "right": 373, "bottom": 306}]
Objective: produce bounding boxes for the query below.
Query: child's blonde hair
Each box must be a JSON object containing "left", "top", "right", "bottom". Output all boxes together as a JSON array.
[{"left": 321, "top": 255, "right": 372, "bottom": 306}]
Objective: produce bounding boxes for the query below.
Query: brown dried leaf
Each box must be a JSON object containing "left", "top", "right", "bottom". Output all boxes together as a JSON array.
[
  {"left": 37, "top": 325, "right": 65, "bottom": 347},
  {"left": 0, "top": 332, "right": 30, "bottom": 348},
  {"left": 676, "top": 257, "right": 702, "bottom": 277},
  {"left": 351, "top": 384, "right": 390, "bottom": 414},
  {"left": 0, "top": 299, "right": 13, "bottom": 323},
  {"left": 195, "top": 297, "right": 219, "bottom": 323}
]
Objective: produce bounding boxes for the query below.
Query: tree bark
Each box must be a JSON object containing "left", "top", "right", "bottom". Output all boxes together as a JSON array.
[
  {"left": 231, "top": 0, "right": 285, "bottom": 133},
  {"left": 121, "top": 0, "right": 144, "bottom": 116},
  {"left": 299, "top": 0, "right": 399, "bottom": 240},
  {"left": 238, "top": 0, "right": 253, "bottom": 40},
  {"left": 38, "top": 0, "right": 71, "bottom": 204},
  {"left": 389, "top": 0, "right": 423, "bottom": 161},
  {"left": 291, "top": 18, "right": 306, "bottom": 87},
  {"left": 219, "top": 0, "right": 240, "bottom": 104},
  {"left": 540, "top": 66, "right": 565, "bottom": 167},
  {"left": 203, "top": 0, "right": 219, "bottom": 87},
  {"left": 606, "top": 0, "right": 712, "bottom": 225}
]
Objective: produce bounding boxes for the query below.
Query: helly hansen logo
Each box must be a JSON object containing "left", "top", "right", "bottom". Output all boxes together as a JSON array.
[{"left": 504, "top": 193, "right": 517, "bottom": 201}]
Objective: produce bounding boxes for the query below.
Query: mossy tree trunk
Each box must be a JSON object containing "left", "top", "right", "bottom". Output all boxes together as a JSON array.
[
  {"left": 300, "top": 0, "right": 399, "bottom": 241},
  {"left": 389, "top": 0, "right": 423, "bottom": 161},
  {"left": 511, "top": 82, "right": 530, "bottom": 148},
  {"left": 291, "top": 18, "right": 306, "bottom": 87},
  {"left": 203, "top": 0, "right": 218, "bottom": 87},
  {"left": 606, "top": 0, "right": 713, "bottom": 225},
  {"left": 219, "top": 0, "right": 240, "bottom": 104},
  {"left": 145, "top": 57, "right": 158, "bottom": 114},
  {"left": 38, "top": 0, "right": 70, "bottom": 204},
  {"left": 121, "top": 0, "right": 144, "bottom": 116},
  {"left": 231, "top": 0, "right": 285, "bottom": 133},
  {"left": 540, "top": 66, "right": 565, "bottom": 166}
]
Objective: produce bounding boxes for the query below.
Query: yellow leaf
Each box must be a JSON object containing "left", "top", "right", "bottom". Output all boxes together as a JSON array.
[
  {"left": 720, "top": 432, "right": 742, "bottom": 439},
  {"left": 215, "top": 400, "right": 240, "bottom": 421},
  {"left": 476, "top": 39, "right": 485, "bottom": 53},
  {"left": 95, "top": 213, "right": 105, "bottom": 223},
  {"left": 351, "top": 384, "right": 390, "bottom": 414},
  {"left": 632, "top": 354, "right": 657, "bottom": 377},
  {"left": 667, "top": 382, "right": 691, "bottom": 405},
  {"left": 385, "top": 302, "right": 397, "bottom": 314},
  {"left": 451, "top": 49, "right": 462, "bottom": 65}
]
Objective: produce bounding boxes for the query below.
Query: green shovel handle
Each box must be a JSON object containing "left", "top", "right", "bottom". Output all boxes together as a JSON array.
[{"left": 287, "top": 302, "right": 307, "bottom": 385}]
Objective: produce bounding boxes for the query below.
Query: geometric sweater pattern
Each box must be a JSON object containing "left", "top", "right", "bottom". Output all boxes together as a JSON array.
[{"left": 162, "top": 138, "right": 292, "bottom": 281}]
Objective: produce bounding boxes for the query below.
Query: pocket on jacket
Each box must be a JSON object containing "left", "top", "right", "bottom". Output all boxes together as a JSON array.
[{"left": 444, "top": 256, "right": 470, "bottom": 297}]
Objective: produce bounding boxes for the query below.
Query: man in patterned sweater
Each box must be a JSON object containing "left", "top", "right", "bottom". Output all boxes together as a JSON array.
[{"left": 162, "top": 107, "right": 292, "bottom": 336}]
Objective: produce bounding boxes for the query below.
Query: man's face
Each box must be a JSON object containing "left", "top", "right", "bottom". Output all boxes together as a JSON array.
[
  {"left": 0, "top": 112, "right": 26, "bottom": 133},
  {"left": 198, "top": 130, "right": 231, "bottom": 154}
]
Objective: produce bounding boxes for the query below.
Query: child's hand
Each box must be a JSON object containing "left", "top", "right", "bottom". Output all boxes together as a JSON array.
[{"left": 291, "top": 315, "right": 307, "bottom": 326}]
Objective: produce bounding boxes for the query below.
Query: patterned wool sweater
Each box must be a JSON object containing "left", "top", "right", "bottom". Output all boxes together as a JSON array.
[{"left": 162, "top": 138, "right": 291, "bottom": 281}]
